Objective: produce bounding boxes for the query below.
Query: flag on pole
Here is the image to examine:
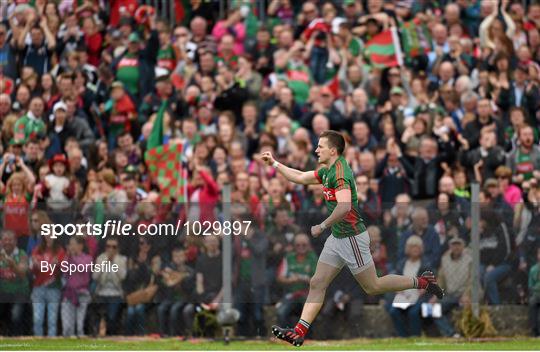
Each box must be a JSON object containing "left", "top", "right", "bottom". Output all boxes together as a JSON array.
[
  {"left": 144, "top": 101, "right": 187, "bottom": 203},
  {"left": 364, "top": 29, "right": 401, "bottom": 68},
  {"left": 400, "top": 19, "right": 432, "bottom": 62},
  {"left": 146, "top": 101, "right": 166, "bottom": 150},
  {"left": 145, "top": 143, "right": 187, "bottom": 203}
]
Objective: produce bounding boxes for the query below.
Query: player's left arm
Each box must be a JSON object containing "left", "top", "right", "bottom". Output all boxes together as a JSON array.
[{"left": 311, "top": 189, "right": 351, "bottom": 237}]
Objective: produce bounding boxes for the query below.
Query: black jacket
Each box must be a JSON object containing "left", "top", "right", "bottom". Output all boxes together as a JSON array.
[
  {"left": 400, "top": 142, "right": 454, "bottom": 200},
  {"left": 462, "top": 116, "right": 505, "bottom": 150},
  {"left": 375, "top": 154, "right": 411, "bottom": 204}
]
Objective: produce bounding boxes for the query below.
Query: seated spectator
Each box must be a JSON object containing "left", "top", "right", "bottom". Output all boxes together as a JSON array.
[
  {"left": 124, "top": 236, "right": 158, "bottom": 336},
  {"left": 156, "top": 247, "right": 195, "bottom": 337},
  {"left": 0, "top": 230, "right": 30, "bottom": 336},
  {"left": 92, "top": 238, "right": 127, "bottom": 336},
  {"left": 399, "top": 208, "right": 441, "bottom": 270},
  {"left": 61, "top": 237, "right": 92, "bottom": 337},
  {"left": 275, "top": 233, "right": 317, "bottom": 328},
  {"left": 386, "top": 235, "right": 429, "bottom": 337},
  {"left": 479, "top": 210, "right": 513, "bottom": 305},
  {"left": 433, "top": 237, "right": 473, "bottom": 337},
  {"left": 30, "top": 234, "right": 65, "bottom": 336},
  {"left": 184, "top": 236, "right": 223, "bottom": 337},
  {"left": 382, "top": 193, "right": 413, "bottom": 271}
]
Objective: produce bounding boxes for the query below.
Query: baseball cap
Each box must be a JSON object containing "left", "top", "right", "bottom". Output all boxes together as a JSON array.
[
  {"left": 128, "top": 32, "right": 140, "bottom": 43},
  {"left": 53, "top": 101, "right": 67, "bottom": 113},
  {"left": 48, "top": 154, "right": 69, "bottom": 169},
  {"left": 390, "top": 86, "right": 404, "bottom": 95},
  {"left": 483, "top": 178, "right": 498, "bottom": 190},
  {"left": 344, "top": 0, "right": 356, "bottom": 6}
]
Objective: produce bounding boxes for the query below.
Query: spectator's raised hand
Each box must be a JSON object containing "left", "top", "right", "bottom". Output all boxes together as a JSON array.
[{"left": 457, "top": 133, "right": 469, "bottom": 150}]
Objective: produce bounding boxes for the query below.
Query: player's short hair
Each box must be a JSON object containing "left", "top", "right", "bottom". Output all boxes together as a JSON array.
[{"left": 319, "top": 130, "right": 345, "bottom": 155}]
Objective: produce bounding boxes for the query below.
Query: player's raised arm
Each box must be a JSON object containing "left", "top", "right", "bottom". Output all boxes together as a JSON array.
[{"left": 259, "top": 151, "right": 319, "bottom": 185}]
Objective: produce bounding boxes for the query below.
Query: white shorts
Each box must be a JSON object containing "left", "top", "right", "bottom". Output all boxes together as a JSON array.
[{"left": 319, "top": 231, "right": 374, "bottom": 275}]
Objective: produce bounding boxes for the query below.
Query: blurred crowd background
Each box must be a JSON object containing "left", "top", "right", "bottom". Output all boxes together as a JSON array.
[{"left": 0, "top": 0, "right": 539, "bottom": 340}]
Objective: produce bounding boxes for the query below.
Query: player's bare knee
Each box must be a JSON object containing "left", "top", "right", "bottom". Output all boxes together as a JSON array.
[
  {"left": 361, "top": 281, "right": 380, "bottom": 295},
  {"left": 309, "top": 275, "right": 327, "bottom": 292}
]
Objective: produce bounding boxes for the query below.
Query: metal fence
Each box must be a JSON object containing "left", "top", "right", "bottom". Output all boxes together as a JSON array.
[{"left": 0, "top": 186, "right": 537, "bottom": 338}]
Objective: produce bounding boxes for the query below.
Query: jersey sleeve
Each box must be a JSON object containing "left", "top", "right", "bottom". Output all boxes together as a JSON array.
[
  {"left": 333, "top": 160, "right": 351, "bottom": 192},
  {"left": 314, "top": 168, "right": 326, "bottom": 184}
]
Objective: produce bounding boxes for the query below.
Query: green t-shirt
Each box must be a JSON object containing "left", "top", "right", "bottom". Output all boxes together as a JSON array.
[
  {"left": 0, "top": 248, "right": 30, "bottom": 296},
  {"left": 276, "top": 62, "right": 311, "bottom": 105},
  {"left": 279, "top": 251, "right": 318, "bottom": 294},
  {"left": 116, "top": 53, "right": 140, "bottom": 96},
  {"left": 315, "top": 156, "right": 367, "bottom": 238},
  {"left": 516, "top": 150, "right": 535, "bottom": 180},
  {"left": 13, "top": 114, "right": 46, "bottom": 142},
  {"left": 157, "top": 45, "right": 176, "bottom": 72}
]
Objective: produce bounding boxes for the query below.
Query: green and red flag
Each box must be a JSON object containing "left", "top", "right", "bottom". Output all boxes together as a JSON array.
[
  {"left": 400, "top": 19, "right": 432, "bottom": 61},
  {"left": 144, "top": 101, "right": 187, "bottom": 202},
  {"left": 364, "top": 28, "right": 403, "bottom": 68},
  {"left": 145, "top": 143, "right": 187, "bottom": 203}
]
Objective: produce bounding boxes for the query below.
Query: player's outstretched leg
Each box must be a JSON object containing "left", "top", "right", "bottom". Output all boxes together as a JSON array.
[
  {"left": 271, "top": 262, "right": 341, "bottom": 347},
  {"left": 354, "top": 264, "right": 444, "bottom": 299}
]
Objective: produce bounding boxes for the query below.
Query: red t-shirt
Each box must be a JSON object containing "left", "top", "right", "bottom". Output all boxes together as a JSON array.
[{"left": 3, "top": 194, "right": 30, "bottom": 237}]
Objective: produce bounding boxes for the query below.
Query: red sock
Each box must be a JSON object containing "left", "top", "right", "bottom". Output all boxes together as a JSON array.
[
  {"left": 415, "top": 276, "right": 429, "bottom": 289},
  {"left": 294, "top": 319, "right": 310, "bottom": 337}
]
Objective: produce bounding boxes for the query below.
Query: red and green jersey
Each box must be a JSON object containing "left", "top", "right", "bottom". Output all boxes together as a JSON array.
[
  {"left": 13, "top": 114, "right": 46, "bottom": 142},
  {"left": 157, "top": 45, "right": 177, "bottom": 72},
  {"left": 314, "top": 156, "right": 366, "bottom": 238},
  {"left": 276, "top": 62, "right": 311, "bottom": 105},
  {"left": 116, "top": 53, "right": 140, "bottom": 95},
  {"left": 515, "top": 150, "right": 535, "bottom": 180}
]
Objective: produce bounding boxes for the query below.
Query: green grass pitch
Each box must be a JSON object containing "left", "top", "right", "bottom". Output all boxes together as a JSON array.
[{"left": 0, "top": 337, "right": 539, "bottom": 350}]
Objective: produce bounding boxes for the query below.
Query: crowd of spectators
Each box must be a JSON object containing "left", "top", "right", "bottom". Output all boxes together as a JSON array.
[{"left": 0, "top": 0, "right": 539, "bottom": 339}]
